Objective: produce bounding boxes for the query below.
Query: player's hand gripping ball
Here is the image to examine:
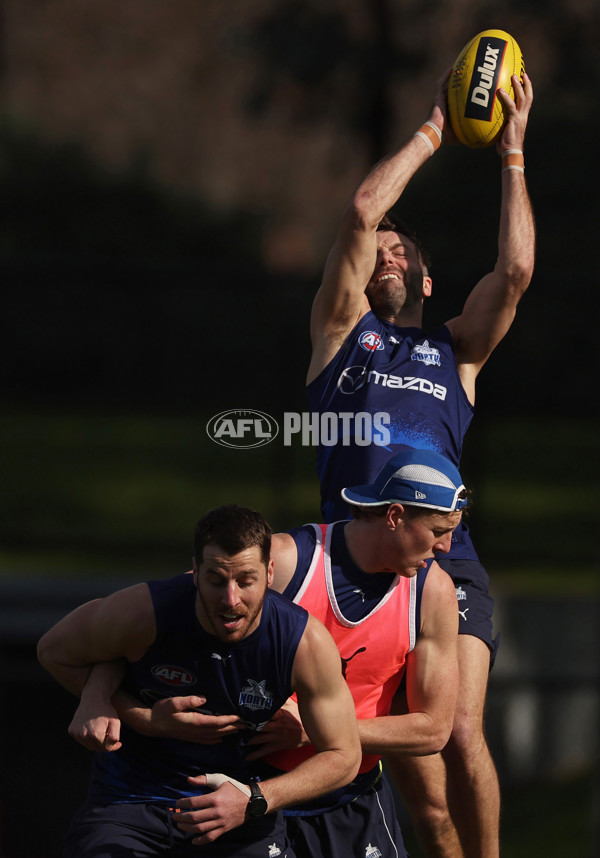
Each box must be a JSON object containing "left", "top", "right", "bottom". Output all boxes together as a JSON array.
[{"left": 448, "top": 29, "right": 524, "bottom": 148}]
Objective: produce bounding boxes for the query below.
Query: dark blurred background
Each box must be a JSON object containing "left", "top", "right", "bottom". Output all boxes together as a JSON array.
[{"left": 0, "top": 1, "right": 598, "bottom": 856}]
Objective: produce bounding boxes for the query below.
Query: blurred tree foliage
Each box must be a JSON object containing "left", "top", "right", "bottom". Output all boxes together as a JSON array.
[{"left": 0, "top": 0, "right": 598, "bottom": 420}]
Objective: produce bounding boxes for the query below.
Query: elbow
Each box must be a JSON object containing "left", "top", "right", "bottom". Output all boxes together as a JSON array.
[
  {"left": 427, "top": 724, "right": 453, "bottom": 755},
  {"left": 503, "top": 258, "right": 535, "bottom": 299},
  {"left": 342, "top": 746, "right": 363, "bottom": 786},
  {"left": 418, "top": 717, "right": 454, "bottom": 756},
  {"left": 343, "top": 195, "right": 380, "bottom": 234},
  {"left": 350, "top": 742, "right": 363, "bottom": 780},
  {"left": 514, "top": 262, "right": 534, "bottom": 294},
  {"left": 333, "top": 741, "right": 362, "bottom": 788},
  {"left": 37, "top": 630, "right": 64, "bottom": 676},
  {"left": 37, "top": 634, "right": 52, "bottom": 671}
]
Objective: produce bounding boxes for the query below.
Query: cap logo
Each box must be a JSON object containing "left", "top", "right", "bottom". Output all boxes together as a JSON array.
[{"left": 340, "top": 451, "right": 468, "bottom": 512}]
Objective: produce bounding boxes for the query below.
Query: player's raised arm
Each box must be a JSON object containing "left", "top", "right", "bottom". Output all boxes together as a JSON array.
[
  {"left": 447, "top": 72, "right": 535, "bottom": 403},
  {"left": 308, "top": 72, "right": 452, "bottom": 384}
]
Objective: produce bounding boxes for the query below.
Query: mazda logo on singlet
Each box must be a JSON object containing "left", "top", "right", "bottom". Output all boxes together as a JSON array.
[{"left": 337, "top": 366, "right": 368, "bottom": 395}]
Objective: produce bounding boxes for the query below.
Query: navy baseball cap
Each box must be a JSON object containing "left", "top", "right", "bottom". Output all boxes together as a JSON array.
[{"left": 341, "top": 448, "right": 468, "bottom": 512}]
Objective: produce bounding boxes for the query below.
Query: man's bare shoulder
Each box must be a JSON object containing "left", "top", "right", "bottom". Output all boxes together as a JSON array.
[
  {"left": 420, "top": 561, "right": 459, "bottom": 632},
  {"left": 270, "top": 532, "right": 299, "bottom": 594},
  {"left": 424, "top": 561, "right": 457, "bottom": 595}
]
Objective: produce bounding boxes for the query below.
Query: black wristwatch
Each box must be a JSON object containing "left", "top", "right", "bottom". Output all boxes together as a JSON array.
[{"left": 247, "top": 780, "right": 269, "bottom": 817}]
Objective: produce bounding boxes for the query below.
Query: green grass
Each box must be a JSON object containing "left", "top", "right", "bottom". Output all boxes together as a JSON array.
[
  {"left": 0, "top": 408, "right": 322, "bottom": 577},
  {"left": 401, "top": 770, "right": 598, "bottom": 858},
  {"left": 0, "top": 410, "right": 597, "bottom": 590}
]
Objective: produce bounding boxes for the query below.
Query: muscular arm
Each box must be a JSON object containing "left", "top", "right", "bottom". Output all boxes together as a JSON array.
[
  {"left": 37, "top": 584, "right": 155, "bottom": 695},
  {"left": 257, "top": 614, "right": 361, "bottom": 810},
  {"left": 68, "top": 536, "right": 300, "bottom": 752},
  {"left": 356, "top": 562, "right": 459, "bottom": 756},
  {"left": 447, "top": 73, "right": 536, "bottom": 402},
  {"left": 307, "top": 73, "right": 451, "bottom": 385}
]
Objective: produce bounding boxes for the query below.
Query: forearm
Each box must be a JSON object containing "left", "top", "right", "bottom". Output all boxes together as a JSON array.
[
  {"left": 496, "top": 165, "right": 535, "bottom": 286},
  {"left": 78, "top": 660, "right": 125, "bottom": 702},
  {"left": 260, "top": 747, "right": 359, "bottom": 812},
  {"left": 494, "top": 73, "right": 535, "bottom": 287},
  {"left": 350, "top": 117, "right": 440, "bottom": 230},
  {"left": 110, "top": 689, "right": 157, "bottom": 736},
  {"left": 358, "top": 711, "right": 452, "bottom": 757}
]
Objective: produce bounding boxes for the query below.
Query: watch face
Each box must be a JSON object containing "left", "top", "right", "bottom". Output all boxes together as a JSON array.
[
  {"left": 249, "top": 796, "right": 269, "bottom": 817},
  {"left": 249, "top": 782, "right": 269, "bottom": 817}
]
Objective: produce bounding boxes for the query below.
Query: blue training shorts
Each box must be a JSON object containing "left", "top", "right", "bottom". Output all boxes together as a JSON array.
[
  {"left": 436, "top": 557, "right": 499, "bottom": 666},
  {"left": 285, "top": 772, "right": 407, "bottom": 858},
  {"left": 63, "top": 801, "right": 294, "bottom": 858}
]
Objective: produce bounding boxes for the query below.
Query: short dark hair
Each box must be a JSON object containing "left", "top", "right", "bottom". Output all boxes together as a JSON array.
[
  {"left": 350, "top": 504, "right": 389, "bottom": 521},
  {"left": 194, "top": 505, "right": 272, "bottom": 566},
  {"left": 377, "top": 210, "right": 431, "bottom": 273}
]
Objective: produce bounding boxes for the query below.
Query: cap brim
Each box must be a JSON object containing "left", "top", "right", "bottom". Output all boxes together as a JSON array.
[
  {"left": 341, "top": 483, "right": 468, "bottom": 511},
  {"left": 341, "top": 486, "right": 391, "bottom": 507}
]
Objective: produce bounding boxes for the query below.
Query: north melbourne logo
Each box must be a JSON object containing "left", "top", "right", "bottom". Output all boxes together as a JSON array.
[
  {"left": 239, "top": 679, "right": 274, "bottom": 712},
  {"left": 411, "top": 340, "right": 441, "bottom": 367}
]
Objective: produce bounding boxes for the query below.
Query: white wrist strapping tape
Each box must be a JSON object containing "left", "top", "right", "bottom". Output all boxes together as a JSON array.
[{"left": 204, "top": 772, "right": 251, "bottom": 797}]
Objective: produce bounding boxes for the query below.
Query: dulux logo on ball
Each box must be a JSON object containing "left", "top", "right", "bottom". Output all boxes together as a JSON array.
[{"left": 207, "top": 409, "right": 279, "bottom": 449}]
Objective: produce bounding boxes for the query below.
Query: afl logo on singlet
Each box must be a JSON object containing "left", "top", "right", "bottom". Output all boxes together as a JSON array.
[
  {"left": 359, "top": 331, "right": 384, "bottom": 352},
  {"left": 151, "top": 664, "right": 197, "bottom": 687}
]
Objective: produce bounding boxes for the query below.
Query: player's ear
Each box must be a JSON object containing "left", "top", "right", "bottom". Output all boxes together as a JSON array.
[
  {"left": 192, "top": 557, "right": 199, "bottom": 585},
  {"left": 423, "top": 275, "right": 433, "bottom": 298},
  {"left": 266, "top": 558, "right": 274, "bottom": 587},
  {"left": 386, "top": 503, "right": 405, "bottom": 529}
]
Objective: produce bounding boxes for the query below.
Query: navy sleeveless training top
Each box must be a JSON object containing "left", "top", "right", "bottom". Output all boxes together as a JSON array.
[
  {"left": 307, "top": 313, "right": 477, "bottom": 560},
  {"left": 88, "top": 574, "right": 308, "bottom": 804}
]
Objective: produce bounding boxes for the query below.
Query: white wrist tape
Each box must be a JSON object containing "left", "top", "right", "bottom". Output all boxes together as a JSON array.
[{"left": 204, "top": 772, "right": 251, "bottom": 797}]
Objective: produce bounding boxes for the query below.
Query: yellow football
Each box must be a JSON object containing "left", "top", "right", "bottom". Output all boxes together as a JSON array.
[{"left": 448, "top": 29, "right": 525, "bottom": 148}]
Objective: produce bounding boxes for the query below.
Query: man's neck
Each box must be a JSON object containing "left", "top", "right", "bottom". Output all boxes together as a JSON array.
[
  {"left": 371, "top": 303, "right": 424, "bottom": 329},
  {"left": 343, "top": 520, "right": 388, "bottom": 575}
]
